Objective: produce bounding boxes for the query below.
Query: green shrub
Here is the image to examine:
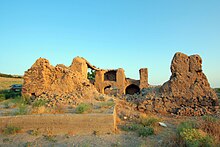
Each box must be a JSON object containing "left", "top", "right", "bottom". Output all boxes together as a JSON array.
[
  {"left": 177, "top": 121, "right": 197, "bottom": 134},
  {"left": 75, "top": 103, "right": 92, "bottom": 114},
  {"left": 140, "top": 117, "right": 159, "bottom": 127},
  {"left": 44, "top": 135, "right": 57, "bottom": 142},
  {"left": 2, "top": 125, "right": 21, "bottom": 135},
  {"left": 5, "top": 91, "right": 21, "bottom": 99},
  {"left": 137, "top": 126, "right": 154, "bottom": 137},
  {"left": 177, "top": 120, "right": 215, "bottom": 147},
  {"left": 121, "top": 123, "right": 142, "bottom": 132},
  {"left": 180, "top": 128, "right": 214, "bottom": 147},
  {"left": 180, "top": 128, "right": 201, "bottom": 146},
  {"left": 10, "top": 96, "right": 27, "bottom": 105},
  {"left": 202, "top": 115, "right": 218, "bottom": 123},
  {"left": 214, "top": 88, "right": 220, "bottom": 93},
  {"left": 0, "top": 94, "right": 5, "bottom": 101},
  {"left": 32, "top": 99, "right": 48, "bottom": 107},
  {"left": 29, "top": 129, "right": 40, "bottom": 136},
  {"left": 14, "top": 104, "right": 28, "bottom": 115}
]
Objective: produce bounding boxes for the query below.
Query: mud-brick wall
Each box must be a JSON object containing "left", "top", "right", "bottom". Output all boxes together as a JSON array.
[
  {"left": 0, "top": 113, "right": 116, "bottom": 135},
  {"left": 139, "top": 68, "right": 148, "bottom": 89}
]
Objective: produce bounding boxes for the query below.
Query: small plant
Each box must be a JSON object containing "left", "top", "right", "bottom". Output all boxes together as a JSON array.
[
  {"left": 111, "top": 141, "right": 121, "bottom": 147},
  {"left": 140, "top": 117, "right": 159, "bottom": 127},
  {"left": 180, "top": 128, "right": 201, "bottom": 146},
  {"left": 29, "top": 128, "right": 40, "bottom": 136},
  {"left": 121, "top": 123, "right": 142, "bottom": 132},
  {"left": 0, "top": 94, "right": 5, "bottom": 102},
  {"left": 3, "top": 101, "right": 10, "bottom": 109},
  {"left": 14, "top": 104, "right": 29, "bottom": 115},
  {"left": 75, "top": 103, "right": 92, "bottom": 114},
  {"left": 3, "top": 138, "right": 12, "bottom": 143},
  {"left": 202, "top": 115, "right": 218, "bottom": 122},
  {"left": 95, "top": 95, "right": 105, "bottom": 101},
  {"left": 176, "top": 120, "right": 216, "bottom": 147},
  {"left": 177, "top": 121, "right": 197, "bottom": 134},
  {"left": 2, "top": 125, "right": 21, "bottom": 135},
  {"left": 10, "top": 96, "right": 28, "bottom": 106},
  {"left": 137, "top": 126, "right": 154, "bottom": 137},
  {"left": 32, "top": 99, "right": 48, "bottom": 107},
  {"left": 24, "top": 142, "right": 35, "bottom": 147},
  {"left": 44, "top": 135, "right": 57, "bottom": 142}
]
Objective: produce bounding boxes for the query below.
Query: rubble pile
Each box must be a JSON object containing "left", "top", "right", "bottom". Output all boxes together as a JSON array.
[{"left": 130, "top": 53, "right": 219, "bottom": 116}]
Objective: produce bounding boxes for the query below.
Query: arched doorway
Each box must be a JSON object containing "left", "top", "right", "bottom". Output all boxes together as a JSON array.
[
  {"left": 125, "top": 84, "right": 140, "bottom": 95},
  {"left": 104, "top": 85, "right": 112, "bottom": 95}
]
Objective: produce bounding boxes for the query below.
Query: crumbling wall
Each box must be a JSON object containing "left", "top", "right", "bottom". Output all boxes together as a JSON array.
[
  {"left": 139, "top": 68, "right": 148, "bottom": 89},
  {"left": 94, "top": 69, "right": 126, "bottom": 95},
  {"left": 136, "top": 52, "right": 219, "bottom": 116},
  {"left": 95, "top": 68, "right": 148, "bottom": 95},
  {"left": 69, "top": 57, "right": 88, "bottom": 79},
  {"left": 22, "top": 57, "right": 100, "bottom": 104}
]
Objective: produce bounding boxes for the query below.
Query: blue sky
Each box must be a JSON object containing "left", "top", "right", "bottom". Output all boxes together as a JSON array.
[{"left": 0, "top": 0, "right": 220, "bottom": 87}]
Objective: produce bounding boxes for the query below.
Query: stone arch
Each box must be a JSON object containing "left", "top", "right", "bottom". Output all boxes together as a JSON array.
[
  {"left": 125, "top": 84, "right": 140, "bottom": 95},
  {"left": 104, "top": 85, "right": 112, "bottom": 95}
]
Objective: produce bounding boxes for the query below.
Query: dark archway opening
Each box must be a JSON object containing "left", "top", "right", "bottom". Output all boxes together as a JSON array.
[
  {"left": 104, "top": 71, "right": 117, "bottom": 81},
  {"left": 104, "top": 85, "right": 111, "bottom": 95},
  {"left": 125, "top": 84, "right": 140, "bottom": 95}
]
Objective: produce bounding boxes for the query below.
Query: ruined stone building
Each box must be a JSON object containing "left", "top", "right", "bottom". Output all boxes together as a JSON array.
[
  {"left": 22, "top": 56, "right": 148, "bottom": 98},
  {"left": 22, "top": 52, "right": 219, "bottom": 116},
  {"left": 94, "top": 68, "right": 148, "bottom": 95},
  {"left": 73, "top": 57, "right": 149, "bottom": 95}
]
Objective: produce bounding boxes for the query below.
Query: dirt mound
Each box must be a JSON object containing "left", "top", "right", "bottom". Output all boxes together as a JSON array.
[
  {"left": 22, "top": 57, "right": 100, "bottom": 105},
  {"left": 136, "top": 52, "right": 219, "bottom": 116}
]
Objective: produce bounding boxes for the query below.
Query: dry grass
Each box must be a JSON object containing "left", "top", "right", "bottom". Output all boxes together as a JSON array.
[
  {"left": 199, "top": 115, "right": 220, "bottom": 143},
  {"left": 0, "top": 77, "right": 23, "bottom": 90}
]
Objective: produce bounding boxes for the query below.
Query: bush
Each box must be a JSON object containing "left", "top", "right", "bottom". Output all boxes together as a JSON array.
[
  {"left": 14, "top": 104, "right": 29, "bottom": 115},
  {"left": 140, "top": 117, "right": 159, "bottom": 127},
  {"left": 0, "top": 94, "right": 5, "bottom": 101},
  {"left": 137, "top": 126, "right": 154, "bottom": 137},
  {"left": 121, "top": 123, "right": 142, "bottom": 132},
  {"left": 177, "top": 121, "right": 197, "bottom": 134},
  {"left": 180, "top": 128, "right": 201, "bottom": 147},
  {"left": 2, "top": 125, "right": 21, "bottom": 135},
  {"left": 75, "top": 103, "right": 92, "bottom": 114},
  {"left": 0, "top": 90, "right": 21, "bottom": 99},
  {"left": 10, "top": 96, "right": 28, "bottom": 105},
  {"left": 176, "top": 120, "right": 215, "bottom": 147}
]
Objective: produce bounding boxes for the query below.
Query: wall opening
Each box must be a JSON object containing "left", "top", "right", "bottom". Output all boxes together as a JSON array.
[
  {"left": 104, "top": 71, "right": 117, "bottom": 81},
  {"left": 125, "top": 84, "right": 140, "bottom": 95},
  {"left": 87, "top": 68, "right": 95, "bottom": 84},
  {"left": 104, "top": 85, "right": 112, "bottom": 95}
]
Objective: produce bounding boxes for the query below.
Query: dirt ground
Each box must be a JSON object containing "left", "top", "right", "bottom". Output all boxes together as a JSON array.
[
  {"left": 0, "top": 116, "right": 178, "bottom": 147},
  {"left": 0, "top": 77, "right": 219, "bottom": 147}
]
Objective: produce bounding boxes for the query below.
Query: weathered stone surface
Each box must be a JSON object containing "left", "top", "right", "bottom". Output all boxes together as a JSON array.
[
  {"left": 160, "top": 52, "right": 219, "bottom": 115},
  {"left": 128, "top": 52, "right": 218, "bottom": 116},
  {"left": 22, "top": 57, "right": 100, "bottom": 105}
]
